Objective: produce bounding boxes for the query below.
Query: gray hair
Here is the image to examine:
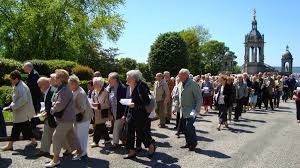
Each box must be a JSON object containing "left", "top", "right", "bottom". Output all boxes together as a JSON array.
[
  {"left": 179, "top": 68, "right": 190, "bottom": 76},
  {"left": 23, "top": 62, "right": 34, "bottom": 69},
  {"left": 108, "top": 72, "right": 119, "bottom": 81},
  {"left": 126, "top": 70, "right": 142, "bottom": 81},
  {"left": 68, "top": 74, "right": 80, "bottom": 84},
  {"left": 50, "top": 73, "right": 56, "bottom": 79},
  {"left": 163, "top": 71, "right": 170, "bottom": 75},
  {"left": 37, "top": 77, "right": 50, "bottom": 84},
  {"left": 93, "top": 77, "right": 105, "bottom": 87}
]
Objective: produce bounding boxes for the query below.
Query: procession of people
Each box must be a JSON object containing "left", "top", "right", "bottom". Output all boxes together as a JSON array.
[{"left": 1, "top": 62, "right": 300, "bottom": 167}]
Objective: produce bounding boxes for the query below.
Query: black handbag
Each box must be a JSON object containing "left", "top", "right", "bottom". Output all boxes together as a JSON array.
[
  {"left": 53, "top": 96, "right": 72, "bottom": 119},
  {"left": 101, "top": 109, "right": 109, "bottom": 118},
  {"left": 120, "top": 122, "right": 128, "bottom": 143},
  {"left": 76, "top": 113, "right": 84, "bottom": 122},
  {"left": 48, "top": 115, "right": 57, "bottom": 128}
]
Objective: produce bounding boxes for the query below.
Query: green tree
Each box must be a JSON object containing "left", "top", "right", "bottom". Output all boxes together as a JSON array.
[
  {"left": 116, "top": 57, "right": 137, "bottom": 73},
  {"left": 137, "top": 62, "right": 152, "bottom": 82},
  {"left": 0, "top": 0, "right": 125, "bottom": 61},
  {"left": 148, "top": 32, "right": 188, "bottom": 77},
  {"left": 180, "top": 25, "right": 211, "bottom": 75},
  {"left": 200, "top": 40, "right": 229, "bottom": 75}
]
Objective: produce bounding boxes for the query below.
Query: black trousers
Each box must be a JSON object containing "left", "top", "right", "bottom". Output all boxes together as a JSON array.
[
  {"left": 136, "top": 118, "right": 152, "bottom": 148},
  {"left": 126, "top": 117, "right": 152, "bottom": 150},
  {"left": 234, "top": 98, "right": 244, "bottom": 120},
  {"left": 218, "top": 104, "right": 228, "bottom": 124},
  {"left": 263, "top": 93, "right": 274, "bottom": 110},
  {"left": 296, "top": 101, "right": 300, "bottom": 120},
  {"left": 11, "top": 121, "right": 34, "bottom": 141},
  {"left": 93, "top": 123, "right": 110, "bottom": 144},
  {"left": 274, "top": 91, "right": 282, "bottom": 108}
]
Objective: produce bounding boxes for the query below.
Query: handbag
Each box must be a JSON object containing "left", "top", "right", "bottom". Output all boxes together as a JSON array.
[
  {"left": 120, "top": 122, "right": 128, "bottom": 143},
  {"left": 47, "top": 115, "right": 57, "bottom": 128},
  {"left": 76, "top": 113, "right": 84, "bottom": 122},
  {"left": 53, "top": 95, "right": 73, "bottom": 119},
  {"left": 101, "top": 109, "right": 109, "bottom": 119}
]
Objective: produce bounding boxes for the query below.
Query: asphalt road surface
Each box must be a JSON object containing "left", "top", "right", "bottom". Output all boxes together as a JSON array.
[{"left": 0, "top": 101, "right": 299, "bottom": 168}]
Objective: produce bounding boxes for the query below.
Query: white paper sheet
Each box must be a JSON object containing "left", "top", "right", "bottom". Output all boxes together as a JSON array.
[
  {"left": 120, "top": 99, "right": 133, "bottom": 106},
  {"left": 40, "top": 102, "right": 45, "bottom": 112}
]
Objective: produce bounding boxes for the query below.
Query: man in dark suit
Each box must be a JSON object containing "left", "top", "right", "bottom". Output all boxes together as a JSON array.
[
  {"left": 23, "top": 62, "right": 42, "bottom": 114},
  {"left": 107, "top": 72, "right": 127, "bottom": 148},
  {"left": 36, "top": 77, "right": 56, "bottom": 157}
]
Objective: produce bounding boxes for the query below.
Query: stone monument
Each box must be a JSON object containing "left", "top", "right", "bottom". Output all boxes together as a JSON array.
[
  {"left": 242, "top": 10, "right": 277, "bottom": 74},
  {"left": 281, "top": 45, "right": 293, "bottom": 74}
]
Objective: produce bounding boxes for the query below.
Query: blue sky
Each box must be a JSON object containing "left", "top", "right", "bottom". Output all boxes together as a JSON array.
[{"left": 103, "top": 0, "right": 299, "bottom": 66}]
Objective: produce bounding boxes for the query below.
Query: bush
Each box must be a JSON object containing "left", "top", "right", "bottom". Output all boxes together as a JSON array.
[
  {"left": 79, "top": 80, "right": 89, "bottom": 92},
  {"left": 0, "top": 58, "right": 22, "bottom": 84},
  {"left": 28, "top": 59, "right": 52, "bottom": 76},
  {"left": 46, "top": 60, "right": 78, "bottom": 73},
  {"left": 71, "top": 65, "right": 94, "bottom": 81},
  {"left": 3, "top": 74, "right": 28, "bottom": 86},
  {"left": 0, "top": 86, "right": 13, "bottom": 107}
]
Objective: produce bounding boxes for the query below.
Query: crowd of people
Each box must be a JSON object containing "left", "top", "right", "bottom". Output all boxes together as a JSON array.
[{"left": 1, "top": 62, "right": 300, "bottom": 167}]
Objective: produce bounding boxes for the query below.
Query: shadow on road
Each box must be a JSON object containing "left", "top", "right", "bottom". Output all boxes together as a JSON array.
[
  {"left": 240, "top": 118, "right": 267, "bottom": 123},
  {"left": 195, "top": 148, "right": 231, "bottom": 159},
  {"left": 131, "top": 152, "right": 180, "bottom": 168},
  {"left": 0, "top": 158, "right": 12, "bottom": 168},
  {"left": 197, "top": 136, "right": 214, "bottom": 142},
  {"left": 152, "top": 132, "right": 170, "bottom": 139},
  {"left": 233, "top": 123, "right": 257, "bottom": 128},
  {"left": 58, "top": 156, "right": 109, "bottom": 168},
  {"left": 228, "top": 127, "right": 254, "bottom": 134}
]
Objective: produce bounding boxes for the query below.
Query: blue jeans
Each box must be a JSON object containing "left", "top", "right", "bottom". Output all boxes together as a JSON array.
[{"left": 181, "top": 117, "right": 197, "bottom": 145}]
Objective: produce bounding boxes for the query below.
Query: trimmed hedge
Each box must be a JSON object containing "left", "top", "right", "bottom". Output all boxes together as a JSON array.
[
  {"left": 0, "top": 58, "right": 22, "bottom": 84},
  {"left": 29, "top": 59, "right": 78, "bottom": 76},
  {"left": 0, "top": 86, "right": 12, "bottom": 107},
  {"left": 72, "top": 65, "right": 94, "bottom": 81},
  {"left": 3, "top": 74, "right": 28, "bottom": 86}
]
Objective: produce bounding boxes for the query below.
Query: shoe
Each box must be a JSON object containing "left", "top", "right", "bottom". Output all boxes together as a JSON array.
[
  {"left": 189, "top": 143, "right": 197, "bottom": 151},
  {"left": 180, "top": 144, "right": 190, "bottom": 149},
  {"left": 123, "top": 153, "right": 137, "bottom": 159},
  {"left": 136, "top": 147, "right": 142, "bottom": 153},
  {"left": 104, "top": 139, "right": 112, "bottom": 144},
  {"left": 45, "top": 160, "right": 60, "bottom": 168},
  {"left": 63, "top": 150, "right": 72, "bottom": 156},
  {"left": 1, "top": 146, "right": 13, "bottom": 151},
  {"left": 165, "top": 120, "right": 171, "bottom": 124},
  {"left": 91, "top": 143, "right": 99, "bottom": 148},
  {"left": 26, "top": 142, "right": 38, "bottom": 148},
  {"left": 35, "top": 151, "right": 50, "bottom": 157},
  {"left": 217, "top": 127, "right": 221, "bottom": 131},
  {"left": 111, "top": 144, "right": 120, "bottom": 150},
  {"left": 159, "top": 124, "right": 166, "bottom": 128}
]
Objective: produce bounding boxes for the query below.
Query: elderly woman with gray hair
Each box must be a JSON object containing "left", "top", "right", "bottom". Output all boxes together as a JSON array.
[
  {"left": 68, "top": 75, "right": 94, "bottom": 160},
  {"left": 90, "top": 77, "right": 111, "bottom": 148},
  {"left": 123, "top": 70, "right": 156, "bottom": 159}
]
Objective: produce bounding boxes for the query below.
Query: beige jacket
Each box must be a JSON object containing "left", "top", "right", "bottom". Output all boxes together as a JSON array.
[
  {"left": 73, "top": 87, "right": 94, "bottom": 123},
  {"left": 154, "top": 80, "right": 169, "bottom": 102},
  {"left": 10, "top": 81, "right": 36, "bottom": 123},
  {"left": 91, "top": 89, "right": 110, "bottom": 124}
]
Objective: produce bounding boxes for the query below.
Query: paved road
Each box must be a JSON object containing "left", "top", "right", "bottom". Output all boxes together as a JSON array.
[{"left": 0, "top": 101, "right": 299, "bottom": 168}]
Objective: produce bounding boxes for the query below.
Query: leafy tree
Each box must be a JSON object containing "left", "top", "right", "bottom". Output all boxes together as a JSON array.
[
  {"left": 148, "top": 32, "right": 188, "bottom": 77},
  {"left": 180, "top": 25, "right": 211, "bottom": 75},
  {"left": 137, "top": 62, "right": 152, "bottom": 82},
  {"left": 116, "top": 57, "right": 137, "bottom": 74},
  {"left": 0, "top": 0, "right": 125, "bottom": 61},
  {"left": 200, "top": 40, "right": 229, "bottom": 75}
]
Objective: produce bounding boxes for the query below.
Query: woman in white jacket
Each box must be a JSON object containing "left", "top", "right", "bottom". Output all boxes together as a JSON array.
[{"left": 1, "top": 70, "right": 37, "bottom": 151}]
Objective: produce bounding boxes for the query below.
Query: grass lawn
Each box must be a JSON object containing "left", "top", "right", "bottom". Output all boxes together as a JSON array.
[{"left": 2, "top": 111, "right": 12, "bottom": 122}]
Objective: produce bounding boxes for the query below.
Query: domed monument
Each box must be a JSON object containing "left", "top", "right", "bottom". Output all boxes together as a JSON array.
[
  {"left": 281, "top": 45, "right": 293, "bottom": 74},
  {"left": 242, "top": 9, "right": 276, "bottom": 74}
]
